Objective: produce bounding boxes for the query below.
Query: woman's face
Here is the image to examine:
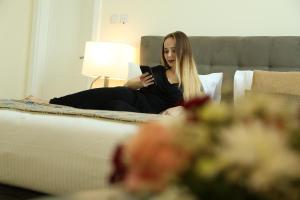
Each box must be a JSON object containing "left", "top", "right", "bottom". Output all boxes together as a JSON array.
[{"left": 163, "top": 37, "right": 176, "bottom": 68}]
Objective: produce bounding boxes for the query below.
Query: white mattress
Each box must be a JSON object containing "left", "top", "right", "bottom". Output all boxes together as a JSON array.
[{"left": 0, "top": 109, "right": 138, "bottom": 194}]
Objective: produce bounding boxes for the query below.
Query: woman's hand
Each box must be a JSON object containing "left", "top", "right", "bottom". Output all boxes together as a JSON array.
[
  {"left": 161, "top": 106, "right": 184, "bottom": 116},
  {"left": 124, "top": 73, "right": 154, "bottom": 89},
  {"left": 140, "top": 73, "right": 155, "bottom": 87}
]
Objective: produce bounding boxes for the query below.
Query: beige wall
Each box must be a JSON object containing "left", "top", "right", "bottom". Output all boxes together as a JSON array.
[
  {"left": 1, "top": 0, "right": 300, "bottom": 99},
  {"left": 0, "top": 0, "right": 95, "bottom": 100},
  {"left": 100, "top": 0, "right": 300, "bottom": 61},
  {"left": 0, "top": 0, "right": 33, "bottom": 99},
  {"left": 38, "top": 0, "right": 94, "bottom": 99}
]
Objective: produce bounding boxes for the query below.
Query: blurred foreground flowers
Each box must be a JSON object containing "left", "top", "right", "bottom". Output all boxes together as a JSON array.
[{"left": 110, "top": 95, "right": 300, "bottom": 200}]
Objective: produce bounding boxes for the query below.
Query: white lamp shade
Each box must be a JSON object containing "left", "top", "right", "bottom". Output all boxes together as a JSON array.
[{"left": 82, "top": 42, "right": 135, "bottom": 79}]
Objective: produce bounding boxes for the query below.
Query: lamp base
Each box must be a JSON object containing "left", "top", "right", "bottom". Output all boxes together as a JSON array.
[{"left": 90, "top": 76, "right": 110, "bottom": 88}]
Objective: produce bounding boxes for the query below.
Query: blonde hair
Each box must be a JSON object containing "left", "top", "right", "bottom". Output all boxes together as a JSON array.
[{"left": 161, "top": 31, "right": 203, "bottom": 100}]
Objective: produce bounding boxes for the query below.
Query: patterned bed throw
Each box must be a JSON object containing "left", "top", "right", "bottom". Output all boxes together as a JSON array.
[{"left": 0, "top": 99, "right": 163, "bottom": 123}]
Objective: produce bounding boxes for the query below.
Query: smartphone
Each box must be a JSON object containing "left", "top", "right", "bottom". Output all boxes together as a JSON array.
[
  {"left": 140, "top": 65, "right": 157, "bottom": 85},
  {"left": 140, "top": 65, "right": 153, "bottom": 75}
]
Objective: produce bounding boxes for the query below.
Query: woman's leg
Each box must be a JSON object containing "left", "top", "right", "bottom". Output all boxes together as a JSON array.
[
  {"left": 49, "top": 87, "right": 138, "bottom": 110},
  {"left": 103, "top": 100, "right": 139, "bottom": 112}
]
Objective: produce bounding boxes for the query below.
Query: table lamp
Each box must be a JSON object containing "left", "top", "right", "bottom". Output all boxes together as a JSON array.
[{"left": 82, "top": 42, "right": 135, "bottom": 88}]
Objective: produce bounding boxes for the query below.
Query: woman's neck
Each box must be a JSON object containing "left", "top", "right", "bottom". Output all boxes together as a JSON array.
[
  {"left": 166, "top": 68, "right": 179, "bottom": 84},
  {"left": 169, "top": 66, "right": 176, "bottom": 73}
]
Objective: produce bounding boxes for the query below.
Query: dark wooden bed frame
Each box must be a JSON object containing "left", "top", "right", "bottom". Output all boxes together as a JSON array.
[{"left": 0, "top": 184, "right": 48, "bottom": 200}]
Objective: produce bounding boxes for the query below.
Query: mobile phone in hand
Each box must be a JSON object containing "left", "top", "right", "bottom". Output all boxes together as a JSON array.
[
  {"left": 140, "top": 65, "right": 153, "bottom": 75},
  {"left": 140, "top": 65, "right": 157, "bottom": 85}
]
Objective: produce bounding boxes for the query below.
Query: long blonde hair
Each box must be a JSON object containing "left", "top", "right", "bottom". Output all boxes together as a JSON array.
[{"left": 161, "top": 31, "right": 203, "bottom": 100}]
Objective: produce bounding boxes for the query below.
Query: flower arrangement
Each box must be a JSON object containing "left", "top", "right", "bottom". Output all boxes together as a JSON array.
[{"left": 109, "top": 95, "right": 300, "bottom": 200}]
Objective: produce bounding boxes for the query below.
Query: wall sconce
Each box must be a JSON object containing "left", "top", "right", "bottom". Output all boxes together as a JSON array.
[{"left": 81, "top": 42, "right": 135, "bottom": 88}]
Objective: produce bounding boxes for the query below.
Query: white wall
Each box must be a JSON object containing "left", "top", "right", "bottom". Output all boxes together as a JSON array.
[
  {"left": 0, "top": 0, "right": 95, "bottom": 100},
  {"left": 37, "top": 0, "right": 94, "bottom": 99},
  {"left": 1, "top": 0, "right": 300, "bottom": 99},
  {"left": 0, "top": 0, "right": 33, "bottom": 99},
  {"left": 100, "top": 0, "right": 300, "bottom": 60}
]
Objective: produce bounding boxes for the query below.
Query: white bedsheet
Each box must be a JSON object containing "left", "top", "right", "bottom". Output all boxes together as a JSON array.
[{"left": 0, "top": 109, "right": 138, "bottom": 194}]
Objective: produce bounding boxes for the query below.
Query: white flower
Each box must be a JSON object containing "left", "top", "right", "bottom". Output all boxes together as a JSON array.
[
  {"left": 216, "top": 121, "right": 300, "bottom": 191},
  {"left": 198, "top": 102, "right": 231, "bottom": 124},
  {"left": 151, "top": 186, "right": 195, "bottom": 200}
]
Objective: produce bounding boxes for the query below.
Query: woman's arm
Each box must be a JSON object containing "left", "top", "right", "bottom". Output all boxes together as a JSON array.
[
  {"left": 124, "top": 73, "right": 154, "bottom": 89},
  {"left": 124, "top": 76, "right": 143, "bottom": 89}
]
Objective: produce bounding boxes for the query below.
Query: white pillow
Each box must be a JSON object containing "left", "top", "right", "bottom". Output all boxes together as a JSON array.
[
  {"left": 233, "top": 70, "right": 253, "bottom": 102},
  {"left": 199, "top": 73, "right": 223, "bottom": 103}
]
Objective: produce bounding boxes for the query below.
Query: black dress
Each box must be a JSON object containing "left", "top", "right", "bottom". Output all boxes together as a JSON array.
[{"left": 49, "top": 65, "right": 183, "bottom": 114}]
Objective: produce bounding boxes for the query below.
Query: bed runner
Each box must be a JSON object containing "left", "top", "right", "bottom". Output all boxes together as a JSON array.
[{"left": 0, "top": 99, "right": 163, "bottom": 123}]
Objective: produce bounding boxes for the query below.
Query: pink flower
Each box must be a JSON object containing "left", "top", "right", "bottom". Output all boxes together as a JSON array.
[{"left": 123, "top": 122, "right": 190, "bottom": 193}]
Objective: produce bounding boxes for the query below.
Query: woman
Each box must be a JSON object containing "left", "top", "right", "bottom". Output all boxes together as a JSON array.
[{"left": 48, "top": 31, "right": 203, "bottom": 114}]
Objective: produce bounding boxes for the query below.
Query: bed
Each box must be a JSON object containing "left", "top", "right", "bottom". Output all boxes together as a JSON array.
[
  {"left": 0, "top": 100, "right": 163, "bottom": 198},
  {"left": 1, "top": 36, "right": 300, "bottom": 199}
]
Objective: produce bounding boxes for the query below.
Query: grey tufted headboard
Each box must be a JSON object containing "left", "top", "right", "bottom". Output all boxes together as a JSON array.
[{"left": 140, "top": 36, "right": 300, "bottom": 101}]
